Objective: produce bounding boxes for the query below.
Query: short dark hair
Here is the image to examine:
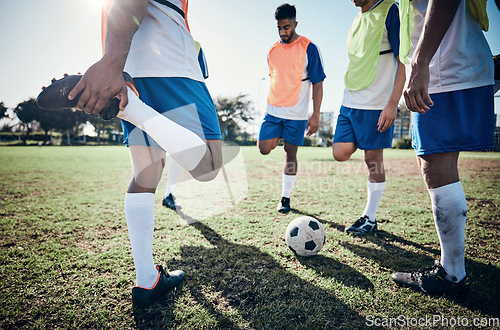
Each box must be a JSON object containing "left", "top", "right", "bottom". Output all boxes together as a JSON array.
[{"left": 275, "top": 4, "right": 296, "bottom": 20}]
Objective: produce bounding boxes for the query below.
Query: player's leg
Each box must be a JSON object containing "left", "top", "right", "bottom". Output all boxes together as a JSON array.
[
  {"left": 120, "top": 88, "right": 208, "bottom": 174},
  {"left": 124, "top": 145, "right": 185, "bottom": 308},
  {"left": 277, "top": 119, "right": 308, "bottom": 213},
  {"left": 163, "top": 158, "right": 181, "bottom": 210},
  {"left": 258, "top": 113, "right": 283, "bottom": 155},
  {"left": 277, "top": 141, "right": 299, "bottom": 213},
  {"left": 188, "top": 139, "right": 222, "bottom": 182},
  {"left": 332, "top": 106, "right": 357, "bottom": 161},
  {"left": 126, "top": 145, "right": 165, "bottom": 289},
  {"left": 122, "top": 77, "right": 222, "bottom": 183},
  {"left": 392, "top": 86, "right": 494, "bottom": 295},
  {"left": 258, "top": 138, "right": 280, "bottom": 155},
  {"left": 419, "top": 152, "right": 465, "bottom": 281},
  {"left": 351, "top": 148, "right": 386, "bottom": 232},
  {"left": 332, "top": 142, "right": 357, "bottom": 162},
  {"left": 345, "top": 109, "right": 393, "bottom": 235}
]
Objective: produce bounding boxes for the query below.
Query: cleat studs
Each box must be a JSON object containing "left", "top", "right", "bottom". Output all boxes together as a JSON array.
[{"left": 63, "top": 73, "right": 68, "bottom": 76}]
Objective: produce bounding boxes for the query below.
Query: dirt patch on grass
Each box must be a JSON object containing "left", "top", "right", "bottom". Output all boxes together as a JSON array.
[{"left": 385, "top": 157, "right": 500, "bottom": 178}]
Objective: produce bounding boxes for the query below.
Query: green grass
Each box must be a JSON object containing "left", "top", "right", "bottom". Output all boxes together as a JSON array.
[{"left": 0, "top": 146, "right": 499, "bottom": 329}]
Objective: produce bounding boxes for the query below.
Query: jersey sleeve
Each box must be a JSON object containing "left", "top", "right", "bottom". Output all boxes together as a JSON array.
[
  {"left": 306, "top": 42, "right": 326, "bottom": 85},
  {"left": 385, "top": 3, "right": 400, "bottom": 59},
  {"left": 198, "top": 47, "right": 209, "bottom": 79}
]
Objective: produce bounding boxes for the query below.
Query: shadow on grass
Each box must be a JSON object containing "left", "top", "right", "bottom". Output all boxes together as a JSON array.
[
  {"left": 340, "top": 230, "right": 500, "bottom": 318},
  {"left": 164, "top": 220, "right": 366, "bottom": 328},
  {"left": 289, "top": 209, "right": 500, "bottom": 318},
  {"left": 296, "top": 255, "right": 374, "bottom": 291},
  {"left": 288, "top": 210, "right": 374, "bottom": 291}
]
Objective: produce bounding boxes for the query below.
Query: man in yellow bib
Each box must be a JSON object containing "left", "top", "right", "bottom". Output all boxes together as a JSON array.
[
  {"left": 333, "top": 0, "right": 406, "bottom": 235},
  {"left": 258, "top": 3, "right": 326, "bottom": 213}
]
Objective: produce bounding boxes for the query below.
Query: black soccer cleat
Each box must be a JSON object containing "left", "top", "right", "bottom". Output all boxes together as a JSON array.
[
  {"left": 162, "top": 193, "right": 177, "bottom": 211},
  {"left": 392, "top": 260, "right": 469, "bottom": 296},
  {"left": 132, "top": 265, "right": 185, "bottom": 308},
  {"left": 36, "top": 72, "right": 138, "bottom": 121},
  {"left": 277, "top": 197, "right": 291, "bottom": 213},
  {"left": 345, "top": 215, "right": 377, "bottom": 235}
]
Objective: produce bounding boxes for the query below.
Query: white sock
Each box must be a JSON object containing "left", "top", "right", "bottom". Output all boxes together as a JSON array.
[
  {"left": 124, "top": 193, "right": 158, "bottom": 288},
  {"left": 165, "top": 158, "right": 181, "bottom": 197},
  {"left": 118, "top": 88, "right": 207, "bottom": 171},
  {"left": 362, "top": 181, "right": 385, "bottom": 221},
  {"left": 282, "top": 174, "right": 296, "bottom": 198},
  {"left": 428, "top": 181, "right": 467, "bottom": 283}
]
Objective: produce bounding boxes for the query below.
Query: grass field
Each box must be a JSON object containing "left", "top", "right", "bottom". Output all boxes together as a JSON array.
[{"left": 0, "top": 146, "right": 499, "bottom": 329}]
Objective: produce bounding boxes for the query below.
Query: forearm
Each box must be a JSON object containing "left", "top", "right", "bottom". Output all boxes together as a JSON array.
[
  {"left": 103, "top": 0, "right": 150, "bottom": 70},
  {"left": 387, "top": 59, "right": 406, "bottom": 108},
  {"left": 412, "top": 0, "right": 461, "bottom": 66},
  {"left": 311, "top": 81, "right": 323, "bottom": 117}
]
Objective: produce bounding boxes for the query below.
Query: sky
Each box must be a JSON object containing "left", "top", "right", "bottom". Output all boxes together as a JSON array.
[{"left": 0, "top": 0, "right": 499, "bottom": 130}]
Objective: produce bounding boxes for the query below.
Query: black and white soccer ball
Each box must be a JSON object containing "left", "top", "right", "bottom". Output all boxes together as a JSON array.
[{"left": 285, "top": 216, "right": 325, "bottom": 257}]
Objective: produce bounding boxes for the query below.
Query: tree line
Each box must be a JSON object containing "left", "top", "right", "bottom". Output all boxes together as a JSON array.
[{"left": 0, "top": 94, "right": 257, "bottom": 145}]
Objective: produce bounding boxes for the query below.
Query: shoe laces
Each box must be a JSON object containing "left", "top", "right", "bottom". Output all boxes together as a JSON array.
[
  {"left": 157, "top": 265, "right": 170, "bottom": 278},
  {"left": 413, "top": 261, "right": 443, "bottom": 281},
  {"left": 352, "top": 216, "right": 370, "bottom": 228}
]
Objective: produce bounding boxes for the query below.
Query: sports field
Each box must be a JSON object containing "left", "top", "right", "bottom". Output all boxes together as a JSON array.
[{"left": 0, "top": 146, "right": 499, "bottom": 329}]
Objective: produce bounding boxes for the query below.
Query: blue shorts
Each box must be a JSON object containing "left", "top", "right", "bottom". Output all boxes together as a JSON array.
[
  {"left": 122, "top": 77, "right": 221, "bottom": 148},
  {"left": 258, "top": 113, "right": 308, "bottom": 146},
  {"left": 333, "top": 106, "right": 394, "bottom": 150},
  {"left": 411, "top": 85, "right": 494, "bottom": 156}
]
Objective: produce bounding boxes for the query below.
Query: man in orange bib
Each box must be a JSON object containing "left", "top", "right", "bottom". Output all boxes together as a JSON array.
[{"left": 258, "top": 3, "right": 326, "bottom": 213}]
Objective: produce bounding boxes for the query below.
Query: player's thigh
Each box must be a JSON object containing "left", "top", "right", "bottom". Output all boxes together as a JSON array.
[
  {"left": 258, "top": 114, "right": 284, "bottom": 154},
  {"left": 129, "top": 145, "right": 166, "bottom": 190},
  {"left": 282, "top": 119, "right": 307, "bottom": 147}
]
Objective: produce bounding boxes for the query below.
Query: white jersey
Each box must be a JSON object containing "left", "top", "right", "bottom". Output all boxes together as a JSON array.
[
  {"left": 124, "top": 0, "right": 204, "bottom": 81},
  {"left": 408, "top": 0, "right": 494, "bottom": 93}
]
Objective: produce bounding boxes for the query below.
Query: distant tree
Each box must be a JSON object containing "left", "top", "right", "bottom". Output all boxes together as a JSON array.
[
  {"left": 38, "top": 109, "right": 62, "bottom": 144},
  {"left": 14, "top": 99, "right": 40, "bottom": 144},
  {"left": 0, "top": 102, "right": 7, "bottom": 119},
  {"left": 85, "top": 114, "right": 122, "bottom": 144},
  {"left": 214, "top": 94, "right": 255, "bottom": 141}
]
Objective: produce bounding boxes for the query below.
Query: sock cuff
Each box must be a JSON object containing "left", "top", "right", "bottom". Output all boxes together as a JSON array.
[
  {"left": 125, "top": 193, "right": 155, "bottom": 208},
  {"left": 367, "top": 181, "right": 385, "bottom": 191},
  {"left": 428, "top": 181, "right": 464, "bottom": 203}
]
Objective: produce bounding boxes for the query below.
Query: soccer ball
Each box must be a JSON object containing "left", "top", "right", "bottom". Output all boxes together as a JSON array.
[{"left": 285, "top": 216, "right": 325, "bottom": 257}]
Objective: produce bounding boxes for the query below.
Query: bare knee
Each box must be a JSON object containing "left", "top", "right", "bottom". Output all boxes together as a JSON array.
[
  {"left": 332, "top": 143, "right": 355, "bottom": 162},
  {"left": 128, "top": 146, "right": 165, "bottom": 193},
  {"left": 259, "top": 145, "right": 271, "bottom": 155},
  {"left": 258, "top": 144, "right": 274, "bottom": 155},
  {"left": 333, "top": 151, "right": 351, "bottom": 162},
  {"left": 189, "top": 140, "right": 222, "bottom": 182},
  {"left": 258, "top": 139, "right": 278, "bottom": 155},
  {"left": 332, "top": 148, "right": 352, "bottom": 162}
]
